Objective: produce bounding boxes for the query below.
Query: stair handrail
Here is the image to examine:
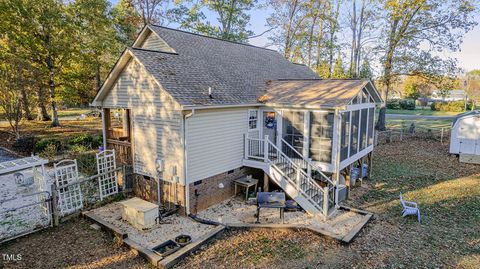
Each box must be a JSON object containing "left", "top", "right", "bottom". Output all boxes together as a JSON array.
[
  {"left": 265, "top": 139, "right": 327, "bottom": 194},
  {"left": 280, "top": 138, "right": 334, "bottom": 186},
  {"left": 265, "top": 139, "right": 327, "bottom": 214}
]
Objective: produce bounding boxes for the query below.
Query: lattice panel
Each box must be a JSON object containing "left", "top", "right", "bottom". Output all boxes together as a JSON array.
[
  {"left": 54, "top": 160, "right": 83, "bottom": 216},
  {"left": 96, "top": 150, "right": 118, "bottom": 200}
]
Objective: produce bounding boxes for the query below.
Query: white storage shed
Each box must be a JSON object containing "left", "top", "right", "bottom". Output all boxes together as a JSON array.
[{"left": 450, "top": 111, "right": 480, "bottom": 158}]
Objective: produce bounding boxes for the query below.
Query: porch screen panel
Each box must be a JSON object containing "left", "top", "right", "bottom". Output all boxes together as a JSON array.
[
  {"left": 360, "top": 108, "right": 368, "bottom": 151},
  {"left": 282, "top": 111, "right": 305, "bottom": 155},
  {"left": 340, "top": 112, "right": 350, "bottom": 161},
  {"left": 350, "top": 110, "right": 359, "bottom": 156},
  {"left": 309, "top": 112, "right": 334, "bottom": 163},
  {"left": 367, "top": 108, "right": 374, "bottom": 146}
]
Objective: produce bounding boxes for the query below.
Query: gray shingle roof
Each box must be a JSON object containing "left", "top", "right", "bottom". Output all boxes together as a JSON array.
[{"left": 130, "top": 25, "right": 319, "bottom": 106}]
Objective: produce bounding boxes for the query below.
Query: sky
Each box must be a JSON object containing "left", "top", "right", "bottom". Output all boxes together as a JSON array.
[{"left": 110, "top": 1, "right": 480, "bottom": 72}]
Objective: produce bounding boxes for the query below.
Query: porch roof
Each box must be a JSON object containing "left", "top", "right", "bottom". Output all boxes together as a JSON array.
[{"left": 263, "top": 79, "right": 382, "bottom": 109}]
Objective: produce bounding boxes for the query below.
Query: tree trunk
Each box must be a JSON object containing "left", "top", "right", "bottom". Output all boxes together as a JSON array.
[
  {"left": 47, "top": 55, "right": 60, "bottom": 127},
  {"left": 20, "top": 86, "right": 34, "bottom": 120},
  {"left": 36, "top": 86, "right": 51, "bottom": 121}
]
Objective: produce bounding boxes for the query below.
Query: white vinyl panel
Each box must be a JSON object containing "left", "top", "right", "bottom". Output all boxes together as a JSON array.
[{"left": 186, "top": 108, "right": 253, "bottom": 182}]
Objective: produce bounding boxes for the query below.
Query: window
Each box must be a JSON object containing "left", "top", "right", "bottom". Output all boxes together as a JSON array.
[
  {"left": 282, "top": 111, "right": 305, "bottom": 154},
  {"left": 340, "top": 112, "right": 350, "bottom": 161},
  {"left": 248, "top": 110, "right": 258, "bottom": 130},
  {"left": 350, "top": 110, "right": 359, "bottom": 157},
  {"left": 309, "top": 112, "right": 334, "bottom": 163}
]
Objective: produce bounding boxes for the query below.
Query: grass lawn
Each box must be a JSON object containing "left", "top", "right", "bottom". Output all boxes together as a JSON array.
[
  {"left": 386, "top": 108, "right": 462, "bottom": 116},
  {"left": 0, "top": 118, "right": 102, "bottom": 152},
  {"left": 0, "top": 108, "right": 94, "bottom": 120},
  {"left": 176, "top": 138, "right": 480, "bottom": 268},
  {"left": 386, "top": 118, "right": 453, "bottom": 129}
]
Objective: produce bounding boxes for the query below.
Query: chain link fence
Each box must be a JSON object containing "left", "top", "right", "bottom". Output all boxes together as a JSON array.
[{"left": 375, "top": 125, "right": 451, "bottom": 145}]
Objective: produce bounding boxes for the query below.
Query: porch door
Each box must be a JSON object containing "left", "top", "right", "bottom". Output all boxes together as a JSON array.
[{"left": 262, "top": 111, "right": 277, "bottom": 143}]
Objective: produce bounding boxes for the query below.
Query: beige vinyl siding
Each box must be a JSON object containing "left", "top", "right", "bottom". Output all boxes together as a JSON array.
[
  {"left": 102, "top": 59, "right": 184, "bottom": 184},
  {"left": 140, "top": 32, "right": 175, "bottom": 52},
  {"left": 186, "top": 108, "right": 253, "bottom": 182}
]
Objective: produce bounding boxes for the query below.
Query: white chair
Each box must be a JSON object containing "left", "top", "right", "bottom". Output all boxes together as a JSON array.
[{"left": 400, "top": 193, "right": 420, "bottom": 223}]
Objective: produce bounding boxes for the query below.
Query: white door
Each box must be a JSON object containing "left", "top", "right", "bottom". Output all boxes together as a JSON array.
[{"left": 262, "top": 111, "right": 277, "bottom": 143}]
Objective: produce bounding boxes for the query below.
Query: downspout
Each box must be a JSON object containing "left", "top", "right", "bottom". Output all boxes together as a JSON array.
[
  {"left": 101, "top": 108, "right": 107, "bottom": 149},
  {"left": 183, "top": 109, "right": 195, "bottom": 215}
]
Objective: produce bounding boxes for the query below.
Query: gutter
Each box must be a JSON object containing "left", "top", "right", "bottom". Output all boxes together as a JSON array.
[
  {"left": 182, "top": 103, "right": 263, "bottom": 110},
  {"left": 183, "top": 109, "right": 195, "bottom": 215}
]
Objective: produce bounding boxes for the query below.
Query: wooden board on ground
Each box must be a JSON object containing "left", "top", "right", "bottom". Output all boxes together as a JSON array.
[{"left": 459, "top": 154, "right": 480, "bottom": 164}]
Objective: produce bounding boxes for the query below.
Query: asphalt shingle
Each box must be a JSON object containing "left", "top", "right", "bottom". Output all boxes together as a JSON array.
[{"left": 130, "top": 25, "right": 319, "bottom": 107}]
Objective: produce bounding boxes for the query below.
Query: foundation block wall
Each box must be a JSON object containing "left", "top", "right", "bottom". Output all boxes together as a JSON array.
[{"left": 188, "top": 167, "right": 263, "bottom": 214}]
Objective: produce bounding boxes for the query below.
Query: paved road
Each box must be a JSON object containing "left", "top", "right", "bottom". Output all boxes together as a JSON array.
[{"left": 386, "top": 114, "right": 456, "bottom": 121}]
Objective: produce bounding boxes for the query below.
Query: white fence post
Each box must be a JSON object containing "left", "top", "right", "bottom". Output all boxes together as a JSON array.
[{"left": 323, "top": 187, "right": 329, "bottom": 221}]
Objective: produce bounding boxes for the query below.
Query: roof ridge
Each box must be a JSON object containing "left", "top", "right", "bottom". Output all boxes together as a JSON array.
[{"left": 149, "top": 24, "right": 278, "bottom": 53}]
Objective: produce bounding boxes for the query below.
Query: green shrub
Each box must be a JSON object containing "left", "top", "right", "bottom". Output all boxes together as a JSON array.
[
  {"left": 92, "top": 135, "right": 103, "bottom": 149},
  {"left": 431, "top": 101, "right": 471, "bottom": 112},
  {"left": 35, "top": 138, "right": 62, "bottom": 153},
  {"left": 39, "top": 144, "right": 57, "bottom": 162},
  {"left": 386, "top": 99, "right": 400, "bottom": 109},
  {"left": 69, "top": 134, "right": 94, "bottom": 148},
  {"left": 399, "top": 99, "right": 416, "bottom": 110}
]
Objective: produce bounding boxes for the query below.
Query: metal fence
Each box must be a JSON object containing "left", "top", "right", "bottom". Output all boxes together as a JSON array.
[
  {"left": 375, "top": 126, "right": 450, "bottom": 145},
  {"left": 0, "top": 150, "right": 133, "bottom": 243}
]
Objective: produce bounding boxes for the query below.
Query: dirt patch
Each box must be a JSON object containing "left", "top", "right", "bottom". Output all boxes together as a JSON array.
[
  {"left": 175, "top": 228, "right": 343, "bottom": 269},
  {"left": 0, "top": 218, "right": 149, "bottom": 269}
]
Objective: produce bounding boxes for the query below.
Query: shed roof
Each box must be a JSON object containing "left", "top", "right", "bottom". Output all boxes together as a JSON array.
[
  {"left": 452, "top": 110, "right": 480, "bottom": 126},
  {"left": 262, "top": 79, "right": 381, "bottom": 108}
]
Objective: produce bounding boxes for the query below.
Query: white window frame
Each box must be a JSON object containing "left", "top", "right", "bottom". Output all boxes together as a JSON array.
[{"left": 248, "top": 109, "right": 259, "bottom": 131}]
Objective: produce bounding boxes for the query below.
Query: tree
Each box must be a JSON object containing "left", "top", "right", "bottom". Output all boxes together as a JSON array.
[
  {"left": 171, "top": 0, "right": 256, "bottom": 42},
  {"left": 466, "top": 70, "right": 480, "bottom": 110},
  {"left": 359, "top": 58, "right": 373, "bottom": 79},
  {"left": 111, "top": 0, "right": 144, "bottom": 45},
  {"left": 67, "top": 0, "right": 123, "bottom": 105},
  {"left": 132, "top": 0, "right": 168, "bottom": 25},
  {"left": 0, "top": 41, "right": 28, "bottom": 138},
  {"left": 331, "top": 55, "right": 346, "bottom": 78},
  {"left": 375, "top": 0, "right": 477, "bottom": 130}
]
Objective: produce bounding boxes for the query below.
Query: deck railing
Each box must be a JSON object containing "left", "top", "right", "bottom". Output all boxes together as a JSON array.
[
  {"left": 106, "top": 139, "right": 132, "bottom": 165},
  {"left": 245, "top": 135, "right": 334, "bottom": 217}
]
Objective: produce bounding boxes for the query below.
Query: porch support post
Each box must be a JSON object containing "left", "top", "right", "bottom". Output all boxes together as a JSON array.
[
  {"left": 334, "top": 109, "right": 342, "bottom": 208},
  {"left": 264, "top": 135, "right": 269, "bottom": 163},
  {"left": 244, "top": 133, "right": 248, "bottom": 159},
  {"left": 102, "top": 108, "right": 110, "bottom": 149},
  {"left": 263, "top": 173, "right": 269, "bottom": 192}
]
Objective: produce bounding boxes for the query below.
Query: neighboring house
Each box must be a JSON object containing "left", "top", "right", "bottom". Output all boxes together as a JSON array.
[
  {"left": 91, "top": 25, "right": 382, "bottom": 219},
  {"left": 431, "top": 90, "right": 467, "bottom": 101}
]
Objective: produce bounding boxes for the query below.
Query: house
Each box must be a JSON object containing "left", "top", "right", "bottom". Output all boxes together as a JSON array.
[
  {"left": 431, "top": 89, "right": 467, "bottom": 102},
  {"left": 91, "top": 25, "right": 382, "bottom": 219},
  {"left": 450, "top": 110, "right": 480, "bottom": 163}
]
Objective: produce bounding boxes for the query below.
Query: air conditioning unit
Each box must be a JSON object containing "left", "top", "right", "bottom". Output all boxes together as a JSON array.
[{"left": 119, "top": 197, "right": 158, "bottom": 230}]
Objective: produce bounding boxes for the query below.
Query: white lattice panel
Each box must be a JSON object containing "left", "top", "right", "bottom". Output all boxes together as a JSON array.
[
  {"left": 96, "top": 150, "right": 118, "bottom": 200},
  {"left": 54, "top": 160, "right": 83, "bottom": 216}
]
